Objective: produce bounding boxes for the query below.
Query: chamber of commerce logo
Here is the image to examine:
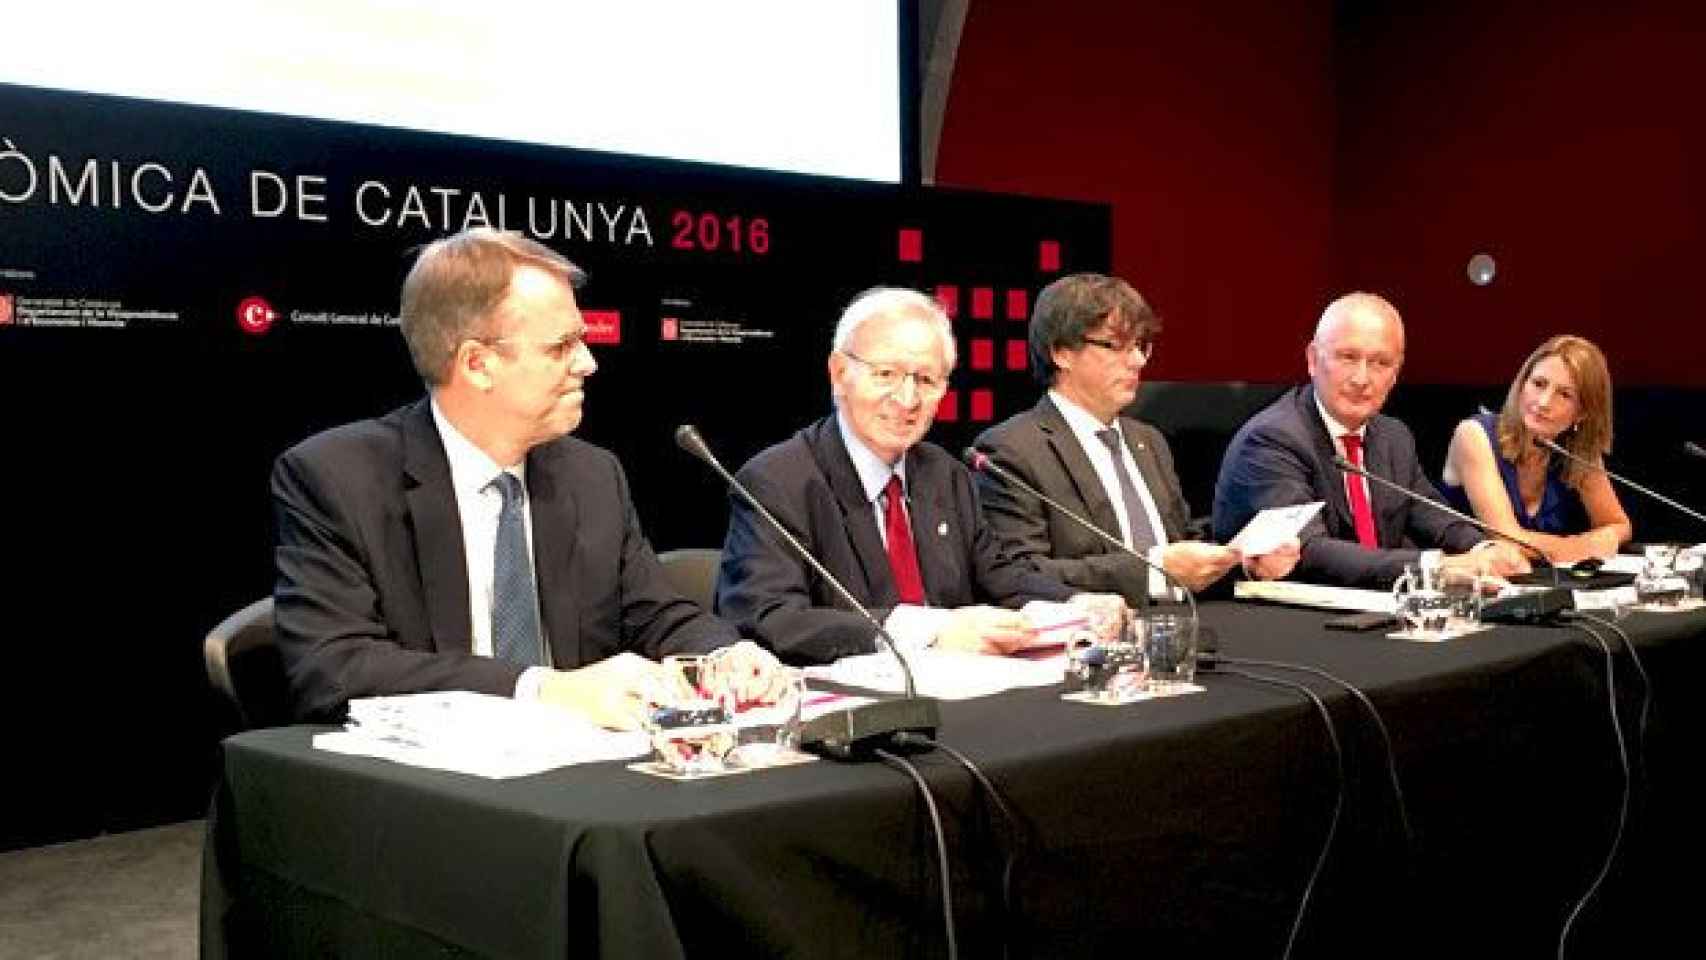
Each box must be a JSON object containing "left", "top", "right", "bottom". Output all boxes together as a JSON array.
[
  {"left": 661, "top": 317, "right": 679, "bottom": 341},
  {"left": 0, "top": 292, "right": 14, "bottom": 326},
  {"left": 236, "top": 296, "right": 277, "bottom": 335}
]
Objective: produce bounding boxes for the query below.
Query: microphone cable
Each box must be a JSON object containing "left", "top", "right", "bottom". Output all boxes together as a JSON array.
[
  {"left": 873, "top": 746, "right": 958, "bottom": 960},
  {"left": 1569, "top": 610, "right": 1653, "bottom": 789},
  {"left": 1216, "top": 666, "right": 1345, "bottom": 960},
  {"left": 1210, "top": 654, "right": 1413, "bottom": 849},
  {"left": 1552, "top": 616, "right": 1632, "bottom": 960},
  {"left": 896, "top": 731, "right": 1024, "bottom": 960}
]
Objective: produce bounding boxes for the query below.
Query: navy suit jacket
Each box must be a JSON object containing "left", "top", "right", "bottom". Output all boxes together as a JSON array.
[
  {"left": 272, "top": 398, "right": 733, "bottom": 720},
  {"left": 974, "top": 395, "right": 1199, "bottom": 606},
  {"left": 715, "top": 415, "right": 1074, "bottom": 665},
  {"left": 1212, "top": 385, "right": 1481, "bottom": 588}
]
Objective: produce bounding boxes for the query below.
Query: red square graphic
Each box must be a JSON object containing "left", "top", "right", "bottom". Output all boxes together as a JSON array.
[
  {"left": 1006, "top": 289, "right": 1028, "bottom": 321},
  {"left": 934, "top": 284, "right": 959, "bottom": 319},
  {"left": 0, "top": 292, "right": 14, "bottom": 326},
  {"left": 1006, "top": 340, "right": 1028, "bottom": 371},
  {"left": 660, "top": 317, "right": 679, "bottom": 341},
  {"left": 970, "top": 338, "right": 994, "bottom": 371},
  {"left": 583, "top": 310, "right": 621, "bottom": 345},
  {"left": 970, "top": 389, "right": 995, "bottom": 423},
  {"left": 971, "top": 287, "right": 994, "bottom": 320},
  {"left": 1039, "top": 240, "right": 1061, "bottom": 272},
  {"left": 898, "top": 228, "right": 924, "bottom": 263},
  {"left": 935, "top": 388, "right": 959, "bottom": 423}
]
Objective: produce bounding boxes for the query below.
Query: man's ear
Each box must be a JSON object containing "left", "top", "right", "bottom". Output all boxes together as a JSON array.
[{"left": 455, "top": 339, "right": 496, "bottom": 392}]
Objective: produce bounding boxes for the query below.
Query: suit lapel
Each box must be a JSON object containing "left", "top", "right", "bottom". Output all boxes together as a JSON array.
[
  {"left": 1119, "top": 416, "right": 1175, "bottom": 539},
  {"left": 526, "top": 442, "right": 580, "bottom": 669},
  {"left": 809, "top": 419, "right": 893, "bottom": 604},
  {"left": 1035, "top": 397, "right": 1122, "bottom": 547},
  {"left": 401, "top": 400, "right": 474, "bottom": 654},
  {"left": 1299, "top": 387, "right": 1358, "bottom": 537},
  {"left": 904, "top": 449, "right": 955, "bottom": 602}
]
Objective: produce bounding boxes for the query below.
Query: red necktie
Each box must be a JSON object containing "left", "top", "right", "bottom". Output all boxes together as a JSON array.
[
  {"left": 1340, "top": 434, "right": 1378, "bottom": 549},
  {"left": 883, "top": 474, "right": 926, "bottom": 604}
]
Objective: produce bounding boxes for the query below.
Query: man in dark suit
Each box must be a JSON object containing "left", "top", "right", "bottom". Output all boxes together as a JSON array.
[
  {"left": 716, "top": 288, "right": 1081, "bottom": 665},
  {"left": 273, "top": 228, "right": 783, "bottom": 725},
  {"left": 1212, "top": 292, "right": 1529, "bottom": 588},
  {"left": 976, "top": 273, "right": 1298, "bottom": 605}
]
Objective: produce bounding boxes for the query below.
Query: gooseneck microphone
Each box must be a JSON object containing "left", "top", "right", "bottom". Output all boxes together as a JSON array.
[
  {"left": 962, "top": 447, "right": 1203, "bottom": 654},
  {"left": 1331, "top": 455, "right": 1552, "bottom": 565},
  {"left": 1535, "top": 435, "right": 1706, "bottom": 528},
  {"left": 675, "top": 425, "right": 940, "bottom": 759}
]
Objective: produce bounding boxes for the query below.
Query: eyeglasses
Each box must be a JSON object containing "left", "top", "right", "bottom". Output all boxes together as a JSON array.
[
  {"left": 841, "top": 350, "right": 948, "bottom": 398},
  {"left": 480, "top": 331, "right": 587, "bottom": 364},
  {"left": 1081, "top": 335, "right": 1155, "bottom": 363}
]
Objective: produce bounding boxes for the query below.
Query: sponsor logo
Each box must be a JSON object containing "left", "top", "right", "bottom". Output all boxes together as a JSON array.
[
  {"left": 236, "top": 296, "right": 277, "bottom": 335},
  {"left": 661, "top": 317, "right": 679, "bottom": 341},
  {"left": 0, "top": 292, "right": 13, "bottom": 326},
  {"left": 583, "top": 309, "right": 621, "bottom": 346}
]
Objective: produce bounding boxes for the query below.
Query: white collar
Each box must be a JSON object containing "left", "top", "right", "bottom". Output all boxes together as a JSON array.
[
  {"left": 835, "top": 410, "right": 906, "bottom": 505},
  {"left": 1313, "top": 394, "right": 1366, "bottom": 443},
  {"left": 431, "top": 397, "right": 525, "bottom": 499}
]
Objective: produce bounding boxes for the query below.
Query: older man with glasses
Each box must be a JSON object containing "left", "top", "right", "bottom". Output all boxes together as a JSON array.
[
  {"left": 715, "top": 286, "right": 1088, "bottom": 665},
  {"left": 974, "top": 273, "right": 1298, "bottom": 607}
]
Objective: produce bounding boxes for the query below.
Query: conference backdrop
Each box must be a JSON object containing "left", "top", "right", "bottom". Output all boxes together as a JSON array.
[{"left": 0, "top": 84, "right": 1109, "bottom": 848}]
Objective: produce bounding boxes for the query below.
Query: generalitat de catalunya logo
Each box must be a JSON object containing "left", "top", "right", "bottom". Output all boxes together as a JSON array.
[{"left": 236, "top": 296, "right": 277, "bottom": 335}]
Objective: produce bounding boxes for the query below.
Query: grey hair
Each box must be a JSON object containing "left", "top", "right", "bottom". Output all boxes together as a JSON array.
[{"left": 829, "top": 286, "right": 957, "bottom": 367}]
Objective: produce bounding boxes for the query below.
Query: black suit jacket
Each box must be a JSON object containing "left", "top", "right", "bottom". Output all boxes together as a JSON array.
[
  {"left": 1211, "top": 385, "right": 1481, "bottom": 588},
  {"left": 974, "top": 395, "right": 1198, "bottom": 606},
  {"left": 272, "top": 398, "right": 733, "bottom": 720},
  {"left": 715, "top": 416, "right": 1074, "bottom": 665}
]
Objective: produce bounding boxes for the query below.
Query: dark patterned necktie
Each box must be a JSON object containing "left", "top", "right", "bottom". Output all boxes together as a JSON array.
[
  {"left": 491, "top": 473, "right": 542, "bottom": 667},
  {"left": 1096, "top": 427, "right": 1160, "bottom": 550}
]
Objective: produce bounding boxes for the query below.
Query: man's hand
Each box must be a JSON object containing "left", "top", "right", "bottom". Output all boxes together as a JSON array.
[
  {"left": 1066, "top": 592, "right": 1128, "bottom": 643},
  {"left": 1443, "top": 541, "right": 1531, "bottom": 579},
  {"left": 537, "top": 652, "right": 666, "bottom": 730},
  {"left": 704, "top": 640, "right": 794, "bottom": 707},
  {"left": 936, "top": 605, "right": 1037, "bottom": 655},
  {"left": 1160, "top": 542, "right": 1242, "bottom": 593},
  {"left": 1243, "top": 537, "right": 1301, "bottom": 581}
]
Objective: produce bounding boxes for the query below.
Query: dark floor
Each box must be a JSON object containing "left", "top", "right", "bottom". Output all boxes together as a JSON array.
[{"left": 0, "top": 820, "right": 201, "bottom": 960}]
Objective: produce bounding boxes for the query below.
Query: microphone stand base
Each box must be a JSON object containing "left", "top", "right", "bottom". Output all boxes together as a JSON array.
[{"left": 802, "top": 697, "right": 941, "bottom": 761}]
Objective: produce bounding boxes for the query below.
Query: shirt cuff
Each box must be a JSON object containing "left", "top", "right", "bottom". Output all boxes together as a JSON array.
[
  {"left": 883, "top": 604, "right": 954, "bottom": 653},
  {"left": 1146, "top": 546, "right": 1184, "bottom": 601},
  {"left": 513, "top": 666, "right": 548, "bottom": 701}
]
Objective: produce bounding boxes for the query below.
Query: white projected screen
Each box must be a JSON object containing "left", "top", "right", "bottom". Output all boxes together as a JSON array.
[{"left": 3, "top": 1, "right": 903, "bottom": 183}]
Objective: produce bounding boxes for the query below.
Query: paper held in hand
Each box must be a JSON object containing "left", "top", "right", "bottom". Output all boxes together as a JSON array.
[{"left": 1228, "top": 501, "right": 1324, "bottom": 555}]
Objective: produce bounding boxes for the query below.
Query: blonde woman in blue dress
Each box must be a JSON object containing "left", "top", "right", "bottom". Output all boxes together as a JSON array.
[{"left": 1440, "top": 335, "right": 1632, "bottom": 565}]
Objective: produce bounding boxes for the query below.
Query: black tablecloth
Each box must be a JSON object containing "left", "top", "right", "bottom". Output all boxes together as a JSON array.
[{"left": 201, "top": 602, "right": 1706, "bottom": 958}]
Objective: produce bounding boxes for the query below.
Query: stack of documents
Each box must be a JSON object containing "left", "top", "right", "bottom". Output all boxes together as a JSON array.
[
  {"left": 313, "top": 691, "right": 648, "bottom": 778},
  {"left": 1234, "top": 579, "right": 1397, "bottom": 614}
]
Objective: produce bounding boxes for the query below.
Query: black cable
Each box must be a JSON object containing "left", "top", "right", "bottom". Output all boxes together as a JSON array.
[
  {"left": 1572, "top": 611, "right": 1652, "bottom": 785},
  {"left": 874, "top": 746, "right": 957, "bottom": 960},
  {"left": 1555, "top": 619, "right": 1632, "bottom": 960},
  {"left": 1218, "top": 667, "right": 1345, "bottom": 960},
  {"left": 897, "top": 733, "right": 1023, "bottom": 959},
  {"left": 1214, "top": 654, "right": 1413, "bottom": 849}
]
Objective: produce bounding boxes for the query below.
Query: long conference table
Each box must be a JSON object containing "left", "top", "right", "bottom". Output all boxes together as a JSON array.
[{"left": 200, "top": 601, "right": 1706, "bottom": 958}]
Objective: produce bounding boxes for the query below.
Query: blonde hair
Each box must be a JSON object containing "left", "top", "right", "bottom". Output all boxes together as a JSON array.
[{"left": 1496, "top": 334, "right": 1613, "bottom": 489}]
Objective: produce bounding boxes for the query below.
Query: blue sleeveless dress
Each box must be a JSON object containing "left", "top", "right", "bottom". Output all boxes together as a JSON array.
[{"left": 1441, "top": 413, "right": 1589, "bottom": 534}]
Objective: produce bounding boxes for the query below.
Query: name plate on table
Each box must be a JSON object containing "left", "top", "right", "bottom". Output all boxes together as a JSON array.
[{"left": 1235, "top": 579, "right": 1396, "bottom": 614}]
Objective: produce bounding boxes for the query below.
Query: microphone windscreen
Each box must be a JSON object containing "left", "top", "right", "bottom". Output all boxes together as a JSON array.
[
  {"left": 674, "top": 424, "right": 708, "bottom": 460},
  {"left": 961, "top": 447, "right": 989, "bottom": 472},
  {"left": 1684, "top": 441, "right": 1706, "bottom": 461},
  {"left": 1331, "top": 454, "right": 1355, "bottom": 472}
]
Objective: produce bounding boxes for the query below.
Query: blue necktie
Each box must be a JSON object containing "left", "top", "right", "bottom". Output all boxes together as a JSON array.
[{"left": 491, "top": 473, "right": 542, "bottom": 668}]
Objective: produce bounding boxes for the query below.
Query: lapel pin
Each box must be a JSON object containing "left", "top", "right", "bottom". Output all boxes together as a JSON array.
[{"left": 937, "top": 521, "right": 948, "bottom": 536}]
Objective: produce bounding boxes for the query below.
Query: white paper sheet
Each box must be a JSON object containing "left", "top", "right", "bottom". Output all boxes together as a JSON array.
[
  {"left": 804, "top": 649, "right": 1063, "bottom": 699},
  {"left": 1228, "top": 501, "right": 1325, "bottom": 555}
]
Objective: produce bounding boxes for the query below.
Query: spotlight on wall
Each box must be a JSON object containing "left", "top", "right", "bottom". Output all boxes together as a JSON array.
[{"left": 1467, "top": 253, "right": 1497, "bottom": 286}]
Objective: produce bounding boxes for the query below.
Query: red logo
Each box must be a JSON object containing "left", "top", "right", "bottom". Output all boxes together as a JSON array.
[
  {"left": 236, "top": 296, "right": 277, "bottom": 335},
  {"left": 0, "top": 292, "right": 14, "bottom": 326},
  {"left": 582, "top": 309, "right": 621, "bottom": 346},
  {"left": 661, "top": 317, "right": 679, "bottom": 341}
]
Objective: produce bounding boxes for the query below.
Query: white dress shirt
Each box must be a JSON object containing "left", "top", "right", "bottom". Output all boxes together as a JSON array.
[
  {"left": 431, "top": 399, "right": 547, "bottom": 698},
  {"left": 1049, "top": 391, "right": 1174, "bottom": 598}
]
